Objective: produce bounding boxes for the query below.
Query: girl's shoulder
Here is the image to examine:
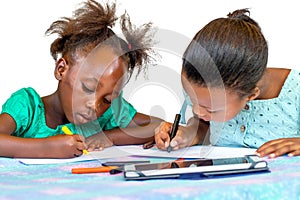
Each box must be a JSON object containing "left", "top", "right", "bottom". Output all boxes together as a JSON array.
[
  {"left": 1, "top": 87, "right": 46, "bottom": 137},
  {"left": 13, "top": 87, "right": 38, "bottom": 96},
  {"left": 280, "top": 69, "right": 300, "bottom": 95},
  {"left": 251, "top": 68, "right": 299, "bottom": 106},
  {"left": 268, "top": 68, "right": 300, "bottom": 82},
  {"left": 11, "top": 87, "right": 40, "bottom": 97},
  {"left": 2, "top": 87, "right": 43, "bottom": 115},
  {"left": 264, "top": 68, "right": 300, "bottom": 98},
  {"left": 287, "top": 69, "right": 300, "bottom": 81}
]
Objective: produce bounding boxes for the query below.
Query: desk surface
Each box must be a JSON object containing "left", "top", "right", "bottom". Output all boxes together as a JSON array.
[{"left": 1, "top": 152, "right": 300, "bottom": 199}]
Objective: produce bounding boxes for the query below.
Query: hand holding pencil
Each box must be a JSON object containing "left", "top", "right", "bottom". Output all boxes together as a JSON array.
[
  {"left": 154, "top": 114, "right": 182, "bottom": 152},
  {"left": 167, "top": 114, "right": 181, "bottom": 152}
]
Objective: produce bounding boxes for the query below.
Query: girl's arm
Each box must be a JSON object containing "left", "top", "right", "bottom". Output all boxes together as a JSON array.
[
  {"left": 0, "top": 113, "right": 86, "bottom": 158},
  {"left": 86, "top": 112, "right": 163, "bottom": 151},
  {"left": 0, "top": 134, "right": 85, "bottom": 158},
  {"left": 112, "top": 112, "right": 162, "bottom": 145}
]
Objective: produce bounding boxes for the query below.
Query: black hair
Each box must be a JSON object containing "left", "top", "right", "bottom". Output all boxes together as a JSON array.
[
  {"left": 182, "top": 9, "right": 268, "bottom": 97},
  {"left": 45, "top": 0, "right": 156, "bottom": 79}
]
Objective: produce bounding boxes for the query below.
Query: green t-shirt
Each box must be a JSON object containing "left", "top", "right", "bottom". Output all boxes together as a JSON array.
[{"left": 1, "top": 87, "right": 137, "bottom": 138}]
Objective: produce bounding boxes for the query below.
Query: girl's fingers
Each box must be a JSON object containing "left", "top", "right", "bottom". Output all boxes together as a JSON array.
[
  {"left": 257, "top": 139, "right": 300, "bottom": 158},
  {"left": 155, "top": 132, "right": 169, "bottom": 149},
  {"left": 87, "top": 144, "right": 96, "bottom": 151},
  {"left": 288, "top": 149, "right": 300, "bottom": 157},
  {"left": 155, "top": 122, "right": 172, "bottom": 150},
  {"left": 257, "top": 140, "right": 281, "bottom": 153}
]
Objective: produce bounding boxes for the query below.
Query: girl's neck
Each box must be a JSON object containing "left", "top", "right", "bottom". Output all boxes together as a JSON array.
[
  {"left": 42, "top": 91, "right": 68, "bottom": 128},
  {"left": 256, "top": 68, "right": 291, "bottom": 100}
]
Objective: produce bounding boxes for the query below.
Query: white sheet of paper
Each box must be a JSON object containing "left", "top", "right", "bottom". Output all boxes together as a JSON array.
[
  {"left": 124, "top": 145, "right": 257, "bottom": 159},
  {"left": 17, "top": 146, "right": 132, "bottom": 165},
  {"left": 16, "top": 145, "right": 257, "bottom": 165}
]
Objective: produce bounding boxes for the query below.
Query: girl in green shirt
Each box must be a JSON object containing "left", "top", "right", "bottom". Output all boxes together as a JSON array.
[{"left": 0, "top": 0, "right": 161, "bottom": 158}]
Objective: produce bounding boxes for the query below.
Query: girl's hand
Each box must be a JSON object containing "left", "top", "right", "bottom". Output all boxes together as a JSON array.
[
  {"left": 154, "top": 121, "right": 171, "bottom": 150},
  {"left": 256, "top": 138, "right": 300, "bottom": 158},
  {"left": 47, "top": 134, "right": 87, "bottom": 158},
  {"left": 154, "top": 121, "right": 194, "bottom": 151},
  {"left": 85, "top": 132, "right": 113, "bottom": 151}
]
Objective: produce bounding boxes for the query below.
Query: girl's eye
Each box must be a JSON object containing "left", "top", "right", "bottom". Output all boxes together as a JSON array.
[
  {"left": 207, "top": 110, "right": 214, "bottom": 113},
  {"left": 103, "top": 98, "right": 111, "bottom": 104},
  {"left": 82, "top": 83, "right": 95, "bottom": 94},
  {"left": 207, "top": 109, "right": 219, "bottom": 114}
]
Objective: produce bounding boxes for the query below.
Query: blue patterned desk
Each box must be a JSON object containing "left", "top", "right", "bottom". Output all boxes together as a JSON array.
[{"left": 0, "top": 154, "right": 300, "bottom": 200}]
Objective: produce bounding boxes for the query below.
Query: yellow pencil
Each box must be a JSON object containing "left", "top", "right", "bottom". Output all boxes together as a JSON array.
[{"left": 62, "top": 125, "right": 88, "bottom": 155}]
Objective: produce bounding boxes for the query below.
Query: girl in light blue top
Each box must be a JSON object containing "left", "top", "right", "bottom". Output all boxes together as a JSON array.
[
  {"left": 155, "top": 9, "right": 300, "bottom": 158},
  {"left": 0, "top": 0, "right": 161, "bottom": 158}
]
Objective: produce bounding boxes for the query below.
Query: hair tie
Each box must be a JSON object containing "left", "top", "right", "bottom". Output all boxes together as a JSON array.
[{"left": 128, "top": 43, "right": 132, "bottom": 50}]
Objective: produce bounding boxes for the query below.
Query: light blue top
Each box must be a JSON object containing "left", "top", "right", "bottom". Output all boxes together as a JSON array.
[
  {"left": 180, "top": 69, "right": 300, "bottom": 148},
  {"left": 1, "top": 87, "right": 136, "bottom": 138}
]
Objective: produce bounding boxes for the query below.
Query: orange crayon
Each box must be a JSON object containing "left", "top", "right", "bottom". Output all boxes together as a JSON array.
[{"left": 71, "top": 166, "right": 119, "bottom": 174}]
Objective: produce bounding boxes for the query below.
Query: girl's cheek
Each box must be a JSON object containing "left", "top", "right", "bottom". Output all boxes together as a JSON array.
[{"left": 95, "top": 104, "right": 110, "bottom": 118}]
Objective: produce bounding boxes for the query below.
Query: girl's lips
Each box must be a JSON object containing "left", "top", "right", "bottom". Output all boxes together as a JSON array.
[
  {"left": 196, "top": 115, "right": 210, "bottom": 122},
  {"left": 76, "top": 113, "right": 94, "bottom": 124},
  {"left": 202, "top": 117, "right": 211, "bottom": 122}
]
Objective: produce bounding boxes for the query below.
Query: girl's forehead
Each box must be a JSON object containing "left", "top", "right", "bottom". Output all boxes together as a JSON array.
[
  {"left": 75, "top": 47, "right": 127, "bottom": 77},
  {"left": 84, "top": 47, "right": 118, "bottom": 66},
  {"left": 70, "top": 53, "right": 128, "bottom": 91},
  {"left": 77, "top": 60, "right": 127, "bottom": 86},
  {"left": 185, "top": 82, "right": 244, "bottom": 109}
]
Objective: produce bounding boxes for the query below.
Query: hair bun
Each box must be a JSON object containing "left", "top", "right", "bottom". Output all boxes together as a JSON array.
[
  {"left": 227, "top": 8, "right": 260, "bottom": 29},
  {"left": 227, "top": 8, "right": 250, "bottom": 19}
]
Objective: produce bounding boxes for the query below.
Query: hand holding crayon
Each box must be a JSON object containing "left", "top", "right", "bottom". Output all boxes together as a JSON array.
[{"left": 62, "top": 125, "right": 88, "bottom": 155}]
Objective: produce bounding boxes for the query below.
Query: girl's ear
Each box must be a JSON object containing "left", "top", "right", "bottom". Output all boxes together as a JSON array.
[
  {"left": 247, "top": 87, "right": 260, "bottom": 101},
  {"left": 54, "top": 58, "right": 69, "bottom": 80}
]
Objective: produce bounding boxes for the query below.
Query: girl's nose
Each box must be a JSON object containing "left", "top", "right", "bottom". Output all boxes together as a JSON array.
[
  {"left": 86, "top": 99, "right": 99, "bottom": 114},
  {"left": 86, "top": 99, "right": 95, "bottom": 108},
  {"left": 192, "top": 105, "right": 210, "bottom": 120}
]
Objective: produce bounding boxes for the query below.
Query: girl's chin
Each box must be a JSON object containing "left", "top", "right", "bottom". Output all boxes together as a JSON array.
[{"left": 198, "top": 117, "right": 229, "bottom": 123}]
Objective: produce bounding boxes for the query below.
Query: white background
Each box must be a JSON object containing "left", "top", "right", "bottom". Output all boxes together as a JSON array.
[{"left": 0, "top": 0, "right": 299, "bottom": 122}]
